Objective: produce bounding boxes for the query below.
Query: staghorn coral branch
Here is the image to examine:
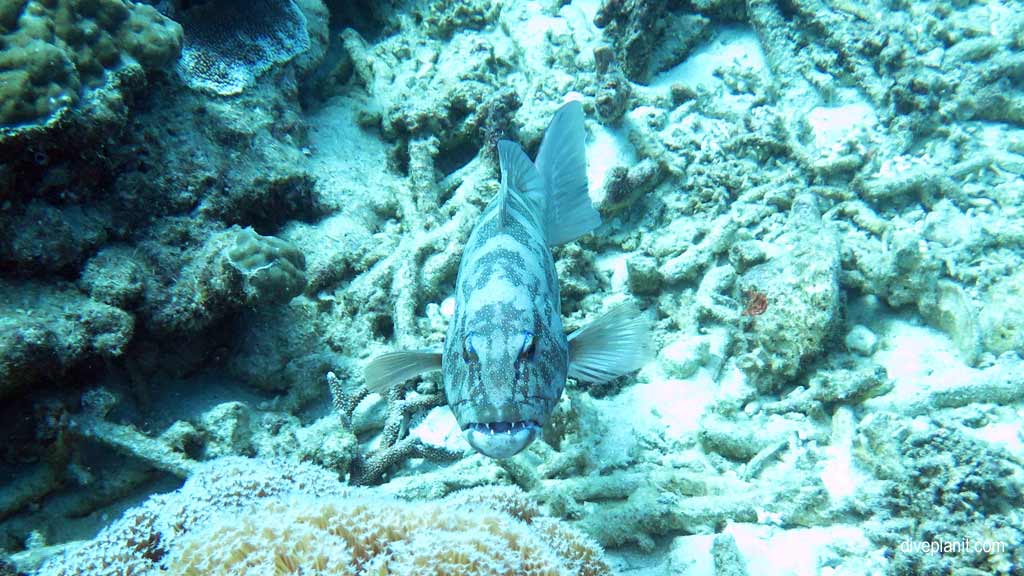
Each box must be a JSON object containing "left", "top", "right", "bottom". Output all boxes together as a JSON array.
[
  {"left": 326, "top": 370, "right": 369, "bottom": 430},
  {"left": 353, "top": 435, "right": 462, "bottom": 487},
  {"left": 342, "top": 152, "right": 474, "bottom": 350},
  {"left": 328, "top": 370, "right": 460, "bottom": 485}
]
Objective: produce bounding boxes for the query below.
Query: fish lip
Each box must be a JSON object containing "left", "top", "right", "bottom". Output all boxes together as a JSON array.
[{"left": 462, "top": 420, "right": 541, "bottom": 459}]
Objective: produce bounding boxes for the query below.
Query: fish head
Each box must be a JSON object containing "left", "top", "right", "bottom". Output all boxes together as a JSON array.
[{"left": 444, "top": 301, "right": 568, "bottom": 459}]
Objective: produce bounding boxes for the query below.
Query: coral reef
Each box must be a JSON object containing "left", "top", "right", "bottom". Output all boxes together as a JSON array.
[
  {"left": 0, "top": 282, "right": 132, "bottom": 400},
  {"left": 326, "top": 371, "right": 462, "bottom": 485},
  {"left": 35, "top": 457, "right": 611, "bottom": 576},
  {"left": 0, "top": 0, "right": 182, "bottom": 128},
  {"left": 593, "top": 0, "right": 711, "bottom": 84},
  {"left": 856, "top": 413, "right": 1024, "bottom": 574},
  {"left": 0, "top": 201, "right": 111, "bottom": 275},
  {"left": 83, "top": 224, "right": 307, "bottom": 337},
  {"left": 173, "top": 0, "right": 314, "bottom": 95},
  {"left": 2, "top": 0, "right": 1024, "bottom": 573}
]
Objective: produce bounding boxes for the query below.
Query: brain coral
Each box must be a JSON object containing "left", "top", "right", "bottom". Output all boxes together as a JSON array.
[
  {"left": 0, "top": 0, "right": 182, "bottom": 127},
  {"left": 36, "top": 457, "right": 611, "bottom": 576}
]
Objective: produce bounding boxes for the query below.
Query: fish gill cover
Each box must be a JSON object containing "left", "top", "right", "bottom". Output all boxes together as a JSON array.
[{"left": 1, "top": 0, "right": 1024, "bottom": 575}]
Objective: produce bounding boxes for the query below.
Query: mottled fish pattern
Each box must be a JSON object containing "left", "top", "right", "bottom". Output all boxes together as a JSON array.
[
  {"left": 364, "top": 100, "right": 651, "bottom": 459},
  {"left": 443, "top": 153, "right": 567, "bottom": 439}
]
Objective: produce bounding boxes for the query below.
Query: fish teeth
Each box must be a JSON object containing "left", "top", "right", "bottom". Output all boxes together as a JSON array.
[{"left": 468, "top": 421, "right": 542, "bottom": 436}]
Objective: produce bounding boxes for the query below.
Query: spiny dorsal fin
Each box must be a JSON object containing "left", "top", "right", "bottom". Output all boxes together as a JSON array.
[
  {"left": 364, "top": 350, "right": 442, "bottom": 394},
  {"left": 535, "top": 100, "right": 601, "bottom": 245},
  {"left": 567, "top": 303, "right": 653, "bottom": 383},
  {"left": 497, "top": 140, "right": 545, "bottom": 229}
]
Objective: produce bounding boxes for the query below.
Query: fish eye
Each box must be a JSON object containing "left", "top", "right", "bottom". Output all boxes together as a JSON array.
[
  {"left": 463, "top": 334, "right": 478, "bottom": 364},
  {"left": 518, "top": 331, "right": 536, "bottom": 361}
]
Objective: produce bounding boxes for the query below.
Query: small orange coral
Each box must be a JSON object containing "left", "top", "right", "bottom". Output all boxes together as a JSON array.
[{"left": 742, "top": 288, "right": 768, "bottom": 317}]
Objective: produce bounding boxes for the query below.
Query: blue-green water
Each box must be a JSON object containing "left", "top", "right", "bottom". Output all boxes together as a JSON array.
[{"left": 1, "top": 1, "right": 1022, "bottom": 574}]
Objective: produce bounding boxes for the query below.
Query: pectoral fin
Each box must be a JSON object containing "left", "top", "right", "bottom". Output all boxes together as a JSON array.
[
  {"left": 567, "top": 303, "right": 652, "bottom": 384},
  {"left": 364, "top": 350, "right": 443, "bottom": 394}
]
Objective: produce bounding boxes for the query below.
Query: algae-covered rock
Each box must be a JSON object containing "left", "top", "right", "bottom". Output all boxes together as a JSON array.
[
  {"left": 197, "top": 401, "right": 255, "bottom": 458},
  {"left": 844, "top": 324, "right": 878, "bottom": 356},
  {"left": 735, "top": 194, "right": 841, "bottom": 392},
  {"left": 762, "top": 361, "right": 892, "bottom": 416},
  {"left": 593, "top": 0, "right": 710, "bottom": 83},
  {"left": 411, "top": 0, "right": 501, "bottom": 40},
  {"left": 79, "top": 246, "right": 147, "bottom": 308},
  {"left": 0, "top": 281, "right": 133, "bottom": 400},
  {"left": 660, "top": 334, "right": 708, "bottom": 379},
  {"left": 926, "top": 278, "right": 981, "bottom": 364},
  {"left": 979, "top": 271, "right": 1024, "bottom": 355},
  {"left": 698, "top": 412, "right": 809, "bottom": 462},
  {"left": 339, "top": 12, "right": 522, "bottom": 179},
  {"left": 855, "top": 413, "right": 1024, "bottom": 574},
  {"left": 124, "top": 223, "right": 306, "bottom": 336},
  {"left": 156, "top": 225, "right": 304, "bottom": 331},
  {"left": 0, "top": 201, "right": 111, "bottom": 275},
  {"left": 625, "top": 253, "right": 660, "bottom": 295},
  {"left": 225, "top": 302, "right": 338, "bottom": 411},
  {"left": 600, "top": 158, "right": 665, "bottom": 216}
]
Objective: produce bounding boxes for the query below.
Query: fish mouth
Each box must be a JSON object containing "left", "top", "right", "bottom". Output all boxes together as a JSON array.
[{"left": 462, "top": 420, "right": 541, "bottom": 459}]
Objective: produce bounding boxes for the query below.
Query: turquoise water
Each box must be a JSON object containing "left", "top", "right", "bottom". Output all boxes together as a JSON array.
[{"left": 1, "top": 0, "right": 1023, "bottom": 574}]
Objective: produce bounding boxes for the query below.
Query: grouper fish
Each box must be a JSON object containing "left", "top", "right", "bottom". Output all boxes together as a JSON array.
[{"left": 364, "top": 100, "right": 651, "bottom": 459}]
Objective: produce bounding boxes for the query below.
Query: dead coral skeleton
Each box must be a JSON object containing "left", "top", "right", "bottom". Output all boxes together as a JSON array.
[
  {"left": 326, "top": 371, "right": 462, "bottom": 485},
  {"left": 335, "top": 138, "right": 477, "bottom": 351},
  {"left": 317, "top": 134, "right": 493, "bottom": 485}
]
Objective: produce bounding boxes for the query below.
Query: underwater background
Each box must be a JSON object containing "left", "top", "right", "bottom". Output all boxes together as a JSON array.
[{"left": 1, "top": 0, "right": 1023, "bottom": 574}]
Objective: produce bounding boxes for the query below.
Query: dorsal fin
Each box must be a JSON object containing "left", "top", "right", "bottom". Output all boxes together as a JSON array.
[
  {"left": 497, "top": 140, "right": 545, "bottom": 229},
  {"left": 534, "top": 101, "right": 601, "bottom": 245}
]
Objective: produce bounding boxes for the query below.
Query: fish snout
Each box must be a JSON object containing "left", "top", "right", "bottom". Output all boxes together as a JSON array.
[
  {"left": 463, "top": 420, "right": 541, "bottom": 459},
  {"left": 449, "top": 399, "right": 555, "bottom": 458}
]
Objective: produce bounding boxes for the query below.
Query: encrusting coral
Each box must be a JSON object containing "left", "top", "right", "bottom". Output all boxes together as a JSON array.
[
  {"left": 35, "top": 457, "right": 612, "bottom": 576},
  {"left": 0, "top": 0, "right": 182, "bottom": 127}
]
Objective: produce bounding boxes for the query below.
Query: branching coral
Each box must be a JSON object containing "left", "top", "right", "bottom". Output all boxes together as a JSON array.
[
  {"left": 326, "top": 371, "right": 462, "bottom": 485},
  {"left": 317, "top": 136, "right": 480, "bottom": 358}
]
